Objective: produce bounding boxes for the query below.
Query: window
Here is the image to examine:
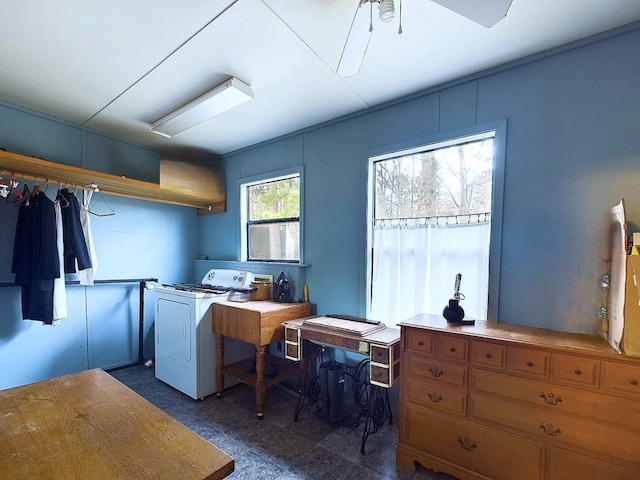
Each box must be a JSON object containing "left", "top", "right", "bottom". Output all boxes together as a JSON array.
[
  {"left": 367, "top": 128, "right": 503, "bottom": 325},
  {"left": 240, "top": 172, "right": 301, "bottom": 262}
]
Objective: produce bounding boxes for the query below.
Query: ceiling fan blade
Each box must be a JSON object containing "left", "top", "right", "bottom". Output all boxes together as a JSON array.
[
  {"left": 430, "top": 0, "right": 513, "bottom": 28},
  {"left": 337, "top": 1, "right": 373, "bottom": 77}
]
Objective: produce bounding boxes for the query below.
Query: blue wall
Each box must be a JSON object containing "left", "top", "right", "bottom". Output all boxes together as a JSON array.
[
  {"left": 0, "top": 105, "right": 199, "bottom": 388},
  {"left": 200, "top": 24, "right": 640, "bottom": 334}
]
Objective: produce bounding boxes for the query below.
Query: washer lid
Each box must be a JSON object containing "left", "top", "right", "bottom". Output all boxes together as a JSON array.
[{"left": 201, "top": 269, "right": 254, "bottom": 288}]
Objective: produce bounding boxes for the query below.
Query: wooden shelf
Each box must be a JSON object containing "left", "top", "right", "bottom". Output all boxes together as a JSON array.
[
  {"left": 221, "top": 356, "right": 300, "bottom": 390},
  {"left": 0, "top": 150, "right": 225, "bottom": 214}
]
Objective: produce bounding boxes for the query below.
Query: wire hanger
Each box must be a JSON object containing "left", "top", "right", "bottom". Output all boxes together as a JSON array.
[
  {"left": 55, "top": 182, "right": 70, "bottom": 208},
  {"left": 87, "top": 185, "right": 115, "bottom": 217}
]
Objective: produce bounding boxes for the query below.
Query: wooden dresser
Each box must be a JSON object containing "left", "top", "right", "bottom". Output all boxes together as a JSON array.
[{"left": 396, "top": 314, "right": 640, "bottom": 480}]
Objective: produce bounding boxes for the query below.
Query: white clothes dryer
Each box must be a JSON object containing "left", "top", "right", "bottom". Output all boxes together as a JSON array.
[{"left": 154, "top": 269, "right": 255, "bottom": 399}]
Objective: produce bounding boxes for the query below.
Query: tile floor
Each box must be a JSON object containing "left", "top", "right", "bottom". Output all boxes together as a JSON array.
[{"left": 109, "top": 364, "right": 458, "bottom": 480}]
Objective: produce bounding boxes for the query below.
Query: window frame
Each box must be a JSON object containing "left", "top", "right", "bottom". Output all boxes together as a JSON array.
[
  {"left": 239, "top": 167, "right": 304, "bottom": 264},
  {"left": 365, "top": 120, "right": 506, "bottom": 321}
]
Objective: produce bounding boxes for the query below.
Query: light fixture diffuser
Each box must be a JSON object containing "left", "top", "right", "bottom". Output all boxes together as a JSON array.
[{"left": 150, "top": 77, "right": 253, "bottom": 138}]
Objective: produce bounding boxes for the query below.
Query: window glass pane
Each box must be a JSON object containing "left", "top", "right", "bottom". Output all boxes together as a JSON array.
[
  {"left": 248, "top": 221, "right": 300, "bottom": 261},
  {"left": 248, "top": 176, "right": 300, "bottom": 221},
  {"left": 374, "top": 139, "right": 493, "bottom": 220}
]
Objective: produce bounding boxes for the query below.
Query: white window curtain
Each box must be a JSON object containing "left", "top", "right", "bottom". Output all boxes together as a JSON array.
[{"left": 369, "top": 215, "right": 491, "bottom": 326}]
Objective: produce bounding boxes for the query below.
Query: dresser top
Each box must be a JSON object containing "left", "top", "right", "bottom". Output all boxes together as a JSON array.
[{"left": 399, "top": 313, "right": 635, "bottom": 360}]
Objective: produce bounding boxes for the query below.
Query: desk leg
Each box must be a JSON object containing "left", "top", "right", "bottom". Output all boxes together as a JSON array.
[
  {"left": 215, "top": 333, "right": 225, "bottom": 398},
  {"left": 360, "top": 385, "right": 392, "bottom": 454},
  {"left": 255, "top": 345, "right": 266, "bottom": 420}
]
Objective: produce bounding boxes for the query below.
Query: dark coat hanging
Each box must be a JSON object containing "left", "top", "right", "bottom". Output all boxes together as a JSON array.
[
  {"left": 59, "top": 188, "right": 92, "bottom": 273},
  {"left": 12, "top": 191, "right": 60, "bottom": 324}
]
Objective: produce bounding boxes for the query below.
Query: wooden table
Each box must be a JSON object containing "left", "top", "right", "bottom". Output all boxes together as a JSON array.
[
  {"left": 0, "top": 369, "right": 234, "bottom": 480},
  {"left": 213, "top": 300, "right": 312, "bottom": 419}
]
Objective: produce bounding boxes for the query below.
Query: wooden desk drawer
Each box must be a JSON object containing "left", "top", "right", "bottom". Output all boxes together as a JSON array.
[
  {"left": 285, "top": 327, "right": 299, "bottom": 342},
  {"left": 471, "top": 340, "right": 506, "bottom": 370},
  {"left": 285, "top": 341, "right": 301, "bottom": 361},
  {"left": 471, "top": 393, "right": 640, "bottom": 465},
  {"left": 508, "top": 346, "right": 550, "bottom": 379},
  {"left": 404, "top": 404, "right": 545, "bottom": 480},
  {"left": 371, "top": 343, "right": 400, "bottom": 366},
  {"left": 405, "top": 329, "right": 435, "bottom": 357},
  {"left": 437, "top": 335, "right": 468, "bottom": 363},
  {"left": 551, "top": 353, "right": 600, "bottom": 388},
  {"left": 603, "top": 361, "right": 640, "bottom": 399},
  {"left": 407, "top": 355, "right": 467, "bottom": 388},
  {"left": 406, "top": 379, "right": 467, "bottom": 416},
  {"left": 471, "top": 368, "right": 640, "bottom": 430}
]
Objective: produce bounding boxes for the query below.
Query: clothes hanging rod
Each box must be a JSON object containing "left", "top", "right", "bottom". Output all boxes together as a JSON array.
[
  {"left": 0, "top": 149, "right": 225, "bottom": 213},
  {"left": 0, "top": 170, "right": 99, "bottom": 192}
]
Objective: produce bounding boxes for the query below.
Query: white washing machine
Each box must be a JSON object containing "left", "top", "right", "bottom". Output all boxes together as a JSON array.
[{"left": 154, "top": 269, "right": 255, "bottom": 399}]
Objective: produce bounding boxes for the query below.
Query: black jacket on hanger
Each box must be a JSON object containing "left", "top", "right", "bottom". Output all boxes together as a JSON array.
[
  {"left": 59, "top": 188, "right": 92, "bottom": 273},
  {"left": 12, "top": 192, "right": 60, "bottom": 323}
]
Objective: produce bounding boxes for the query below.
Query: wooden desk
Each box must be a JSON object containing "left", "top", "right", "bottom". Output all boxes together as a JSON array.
[
  {"left": 0, "top": 369, "right": 233, "bottom": 480},
  {"left": 283, "top": 317, "right": 401, "bottom": 387},
  {"left": 213, "top": 300, "right": 312, "bottom": 419},
  {"left": 283, "top": 317, "right": 401, "bottom": 453}
]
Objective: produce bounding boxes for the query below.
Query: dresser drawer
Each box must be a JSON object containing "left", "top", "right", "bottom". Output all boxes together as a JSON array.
[
  {"left": 471, "top": 393, "right": 640, "bottom": 465},
  {"left": 406, "top": 379, "right": 467, "bottom": 416},
  {"left": 508, "top": 346, "right": 550, "bottom": 379},
  {"left": 405, "top": 329, "right": 435, "bottom": 356},
  {"left": 437, "top": 335, "right": 469, "bottom": 363},
  {"left": 406, "top": 355, "right": 468, "bottom": 388},
  {"left": 551, "top": 353, "right": 600, "bottom": 388},
  {"left": 403, "top": 403, "right": 545, "bottom": 480},
  {"left": 471, "top": 368, "right": 640, "bottom": 430},
  {"left": 550, "top": 447, "right": 640, "bottom": 480},
  {"left": 603, "top": 361, "right": 640, "bottom": 399},
  {"left": 471, "top": 340, "right": 506, "bottom": 370}
]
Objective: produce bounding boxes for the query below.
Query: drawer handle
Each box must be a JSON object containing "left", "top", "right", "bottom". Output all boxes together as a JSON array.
[
  {"left": 428, "top": 392, "right": 443, "bottom": 403},
  {"left": 539, "top": 422, "right": 561, "bottom": 436},
  {"left": 631, "top": 379, "right": 639, "bottom": 386},
  {"left": 540, "top": 392, "right": 563, "bottom": 405},
  {"left": 527, "top": 361, "right": 534, "bottom": 367},
  {"left": 418, "top": 341, "right": 425, "bottom": 346},
  {"left": 429, "top": 366, "right": 444, "bottom": 378},
  {"left": 574, "top": 369, "right": 582, "bottom": 376},
  {"left": 457, "top": 437, "right": 477, "bottom": 451},
  {"left": 485, "top": 353, "right": 493, "bottom": 359},
  {"left": 449, "top": 347, "right": 456, "bottom": 352}
]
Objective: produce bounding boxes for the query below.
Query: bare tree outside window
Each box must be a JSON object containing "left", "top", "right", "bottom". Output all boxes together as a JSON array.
[{"left": 374, "top": 139, "right": 493, "bottom": 220}]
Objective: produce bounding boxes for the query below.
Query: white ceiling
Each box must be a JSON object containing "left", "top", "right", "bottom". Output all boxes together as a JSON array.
[{"left": 1, "top": 0, "right": 639, "bottom": 157}]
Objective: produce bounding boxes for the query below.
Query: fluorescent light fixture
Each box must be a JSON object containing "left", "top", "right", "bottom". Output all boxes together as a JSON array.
[{"left": 150, "top": 77, "right": 253, "bottom": 138}]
